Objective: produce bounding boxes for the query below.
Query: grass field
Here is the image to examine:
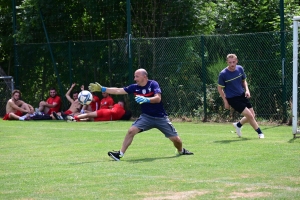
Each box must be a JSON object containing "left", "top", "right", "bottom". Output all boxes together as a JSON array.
[{"left": 0, "top": 120, "right": 299, "bottom": 199}]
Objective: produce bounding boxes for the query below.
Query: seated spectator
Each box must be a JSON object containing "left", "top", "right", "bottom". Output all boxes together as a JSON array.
[
  {"left": 52, "top": 83, "right": 82, "bottom": 120},
  {"left": 67, "top": 101, "right": 131, "bottom": 122},
  {"left": 37, "top": 87, "right": 61, "bottom": 115},
  {"left": 100, "top": 92, "right": 114, "bottom": 109},
  {"left": 3, "top": 89, "right": 34, "bottom": 121}
]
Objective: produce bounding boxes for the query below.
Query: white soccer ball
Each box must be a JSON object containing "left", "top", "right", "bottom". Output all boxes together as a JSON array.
[{"left": 78, "top": 90, "right": 93, "bottom": 105}]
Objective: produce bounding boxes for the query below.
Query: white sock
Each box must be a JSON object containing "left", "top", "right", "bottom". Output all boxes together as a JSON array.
[
  {"left": 120, "top": 151, "right": 124, "bottom": 156},
  {"left": 19, "top": 116, "right": 25, "bottom": 121},
  {"left": 177, "top": 149, "right": 183, "bottom": 154}
]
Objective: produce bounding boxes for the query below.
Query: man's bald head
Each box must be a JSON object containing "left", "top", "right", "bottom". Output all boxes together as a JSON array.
[
  {"left": 134, "top": 68, "right": 149, "bottom": 86},
  {"left": 135, "top": 68, "right": 148, "bottom": 77}
]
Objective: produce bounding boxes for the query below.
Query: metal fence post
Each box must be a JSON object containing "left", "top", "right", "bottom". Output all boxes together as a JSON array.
[
  {"left": 126, "top": 0, "right": 133, "bottom": 83},
  {"left": 39, "top": 8, "right": 65, "bottom": 107},
  {"left": 68, "top": 41, "right": 73, "bottom": 86},
  {"left": 12, "top": 0, "right": 19, "bottom": 88},
  {"left": 201, "top": 35, "right": 207, "bottom": 122},
  {"left": 280, "top": 0, "right": 287, "bottom": 123}
]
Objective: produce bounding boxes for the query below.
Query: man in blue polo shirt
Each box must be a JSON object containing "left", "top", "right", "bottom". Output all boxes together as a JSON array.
[
  {"left": 218, "top": 54, "right": 264, "bottom": 139},
  {"left": 89, "top": 68, "right": 193, "bottom": 161}
]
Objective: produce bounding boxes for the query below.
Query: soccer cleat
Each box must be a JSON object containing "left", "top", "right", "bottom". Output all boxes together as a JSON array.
[
  {"left": 176, "top": 148, "right": 194, "bottom": 156},
  {"left": 233, "top": 122, "right": 242, "bottom": 137},
  {"left": 258, "top": 133, "right": 265, "bottom": 139},
  {"left": 108, "top": 150, "right": 123, "bottom": 161},
  {"left": 61, "top": 113, "right": 68, "bottom": 120},
  {"left": 66, "top": 115, "right": 76, "bottom": 122},
  {"left": 52, "top": 112, "right": 60, "bottom": 120}
]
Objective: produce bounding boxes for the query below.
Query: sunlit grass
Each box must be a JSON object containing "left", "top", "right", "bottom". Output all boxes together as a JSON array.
[{"left": 0, "top": 120, "right": 299, "bottom": 199}]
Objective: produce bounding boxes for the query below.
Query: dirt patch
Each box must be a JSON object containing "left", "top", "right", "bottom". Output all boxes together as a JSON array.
[
  {"left": 229, "top": 191, "right": 271, "bottom": 199},
  {"left": 141, "top": 190, "right": 209, "bottom": 200}
]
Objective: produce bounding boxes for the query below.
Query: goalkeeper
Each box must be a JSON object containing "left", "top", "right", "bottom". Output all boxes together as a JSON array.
[{"left": 89, "top": 68, "right": 193, "bottom": 161}]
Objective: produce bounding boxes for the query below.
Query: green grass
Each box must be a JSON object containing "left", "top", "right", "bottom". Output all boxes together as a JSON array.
[{"left": 0, "top": 120, "right": 299, "bottom": 199}]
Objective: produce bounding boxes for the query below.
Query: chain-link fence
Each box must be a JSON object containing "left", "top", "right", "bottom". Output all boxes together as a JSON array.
[{"left": 6, "top": 32, "right": 294, "bottom": 123}]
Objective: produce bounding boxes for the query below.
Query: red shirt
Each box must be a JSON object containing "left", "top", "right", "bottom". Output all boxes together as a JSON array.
[
  {"left": 90, "top": 95, "right": 100, "bottom": 111},
  {"left": 94, "top": 104, "right": 125, "bottom": 121},
  {"left": 100, "top": 96, "right": 114, "bottom": 109},
  {"left": 46, "top": 95, "right": 61, "bottom": 114}
]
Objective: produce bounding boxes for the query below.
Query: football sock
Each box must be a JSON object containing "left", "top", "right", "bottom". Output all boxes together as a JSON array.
[
  {"left": 74, "top": 116, "right": 79, "bottom": 121},
  {"left": 255, "top": 128, "right": 262, "bottom": 134},
  {"left": 237, "top": 122, "right": 242, "bottom": 128},
  {"left": 177, "top": 149, "right": 183, "bottom": 154},
  {"left": 120, "top": 151, "right": 124, "bottom": 157}
]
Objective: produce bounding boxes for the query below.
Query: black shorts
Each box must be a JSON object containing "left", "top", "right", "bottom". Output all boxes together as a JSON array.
[{"left": 226, "top": 93, "right": 252, "bottom": 113}]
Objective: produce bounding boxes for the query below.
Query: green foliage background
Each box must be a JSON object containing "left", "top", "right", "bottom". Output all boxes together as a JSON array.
[{"left": 1, "top": 0, "right": 300, "bottom": 122}]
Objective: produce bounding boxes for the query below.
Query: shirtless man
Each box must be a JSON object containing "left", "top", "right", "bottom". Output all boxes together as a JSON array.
[
  {"left": 3, "top": 90, "right": 34, "bottom": 121},
  {"left": 52, "top": 83, "right": 82, "bottom": 120}
]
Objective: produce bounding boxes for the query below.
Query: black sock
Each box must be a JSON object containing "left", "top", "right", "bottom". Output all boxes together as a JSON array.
[
  {"left": 255, "top": 128, "right": 262, "bottom": 134},
  {"left": 237, "top": 122, "right": 242, "bottom": 128}
]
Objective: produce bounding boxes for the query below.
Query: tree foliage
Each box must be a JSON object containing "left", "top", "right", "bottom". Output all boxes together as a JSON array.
[
  {"left": 0, "top": 0, "right": 14, "bottom": 74},
  {"left": 3, "top": 1, "right": 300, "bottom": 44},
  {"left": 0, "top": 0, "right": 300, "bottom": 120}
]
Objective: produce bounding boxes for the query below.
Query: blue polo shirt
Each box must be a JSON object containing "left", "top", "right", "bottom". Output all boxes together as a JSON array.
[
  {"left": 218, "top": 65, "right": 246, "bottom": 98},
  {"left": 124, "top": 80, "right": 167, "bottom": 117}
]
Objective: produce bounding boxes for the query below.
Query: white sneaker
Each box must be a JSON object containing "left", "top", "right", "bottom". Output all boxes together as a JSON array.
[
  {"left": 19, "top": 116, "right": 26, "bottom": 121},
  {"left": 66, "top": 116, "right": 76, "bottom": 122},
  {"left": 258, "top": 133, "right": 265, "bottom": 139},
  {"left": 232, "top": 123, "right": 242, "bottom": 137}
]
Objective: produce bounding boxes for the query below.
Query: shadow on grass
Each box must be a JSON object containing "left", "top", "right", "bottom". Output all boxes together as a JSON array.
[
  {"left": 69, "top": 161, "right": 102, "bottom": 165},
  {"left": 68, "top": 156, "right": 178, "bottom": 164},
  {"left": 288, "top": 138, "right": 300, "bottom": 143},
  {"left": 261, "top": 124, "right": 282, "bottom": 130},
  {"left": 27, "top": 120, "right": 57, "bottom": 122},
  {"left": 125, "top": 156, "right": 178, "bottom": 163},
  {"left": 213, "top": 137, "right": 250, "bottom": 144}
]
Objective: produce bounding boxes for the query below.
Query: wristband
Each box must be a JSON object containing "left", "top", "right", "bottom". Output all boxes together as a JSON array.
[{"left": 102, "top": 87, "right": 107, "bottom": 92}]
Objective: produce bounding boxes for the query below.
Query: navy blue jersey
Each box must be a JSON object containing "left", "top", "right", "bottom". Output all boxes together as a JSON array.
[
  {"left": 123, "top": 80, "right": 167, "bottom": 117},
  {"left": 218, "top": 65, "right": 246, "bottom": 98}
]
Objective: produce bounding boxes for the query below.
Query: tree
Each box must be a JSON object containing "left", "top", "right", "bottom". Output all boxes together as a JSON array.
[
  {"left": 215, "top": 0, "right": 300, "bottom": 34},
  {"left": 130, "top": 0, "right": 217, "bottom": 38},
  {"left": 0, "top": 0, "right": 14, "bottom": 74}
]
